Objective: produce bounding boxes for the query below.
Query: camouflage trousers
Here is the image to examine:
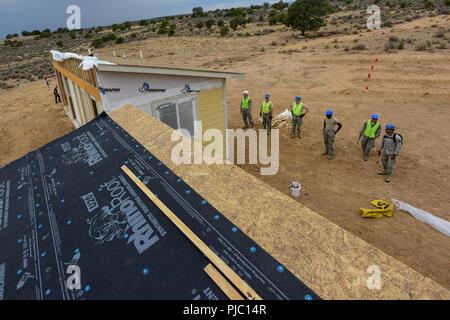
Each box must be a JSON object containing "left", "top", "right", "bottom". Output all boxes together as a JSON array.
[
  {"left": 382, "top": 153, "right": 397, "bottom": 176},
  {"left": 323, "top": 130, "right": 336, "bottom": 155},
  {"left": 241, "top": 109, "right": 254, "bottom": 127},
  {"left": 291, "top": 116, "right": 303, "bottom": 137},
  {"left": 262, "top": 114, "right": 272, "bottom": 133},
  {"left": 361, "top": 136, "right": 376, "bottom": 156}
]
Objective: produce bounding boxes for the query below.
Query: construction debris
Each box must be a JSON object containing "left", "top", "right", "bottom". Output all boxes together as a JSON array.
[{"left": 272, "top": 108, "right": 292, "bottom": 129}]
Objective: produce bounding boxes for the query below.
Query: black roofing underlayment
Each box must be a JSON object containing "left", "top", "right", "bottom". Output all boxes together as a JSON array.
[{"left": 0, "top": 113, "right": 319, "bottom": 300}]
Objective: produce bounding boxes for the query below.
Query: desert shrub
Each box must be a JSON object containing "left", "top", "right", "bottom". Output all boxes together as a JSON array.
[
  {"left": 205, "top": 19, "right": 215, "bottom": 29},
  {"left": 115, "top": 37, "right": 124, "bottom": 44},
  {"left": 56, "top": 40, "right": 64, "bottom": 48},
  {"left": 415, "top": 40, "right": 432, "bottom": 51},
  {"left": 435, "top": 27, "right": 446, "bottom": 38},
  {"left": 217, "top": 20, "right": 225, "bottom": 27},
  {"left": 196, "top": 21, "right": 204, "bottom": 29},
  {"left": 352, "top": 43, "right": 367, "bottom": 50},
  {"left": 220, "top": 26, "right": 230, "bottom": 37}
]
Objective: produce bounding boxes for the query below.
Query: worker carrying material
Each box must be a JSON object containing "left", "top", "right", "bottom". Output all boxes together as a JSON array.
[
  {"left": 290, "top": 96, "right": 309, "bottom": 138},
  {"left": 322, "top": 109, "right": 342, "bottom": 160},
  {"left": 240, "top": 90, "right": 255, "bottom": 129},
  {"left": 359, "top": 114, "right": 382, "bottom": 161},
  {"left": 260, "top": 93, "right": 273, "bottom": 135},
  {"left": 378, "top": 123, "right": 403, "bottom": 183}
]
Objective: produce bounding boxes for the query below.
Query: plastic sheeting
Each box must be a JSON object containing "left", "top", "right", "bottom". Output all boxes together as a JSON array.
[
  {"left": 392, "top": 199, "right": 450, "bottom": 237},
  {"left": 50, "top": 50, "right": 115, "bottom": 71}
]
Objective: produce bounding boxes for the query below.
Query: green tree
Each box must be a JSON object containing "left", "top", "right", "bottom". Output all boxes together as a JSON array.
[
  {"left": 230, "top": 16, "right": 246, "bottom": 30},
  {"left": 284, "top": 0, "right": 330, "bottom": 36},
  {"left": 272, "top": 0, "right": 289, "bottom": 10},
  {"left": 192, "top": 7, "right": 205, "bottom": 18}
]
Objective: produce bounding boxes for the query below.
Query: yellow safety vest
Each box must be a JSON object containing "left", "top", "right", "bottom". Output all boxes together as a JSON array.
[
  {"left": 241, "top": 97, "right": 250, "bottom": 110},
  {"left": 262, "top": 101, "right": 272, "bottom": 114},
  {"left": 364, "top": 120, "right": 381, "bottom": 139},
  {"left": 292, "top": 102, "right": 305, "bottom": 117}
]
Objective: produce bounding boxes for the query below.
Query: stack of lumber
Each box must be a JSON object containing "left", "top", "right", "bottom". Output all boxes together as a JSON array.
[{"left": 272, "top": 108, "right": 292, "bottom": 128}]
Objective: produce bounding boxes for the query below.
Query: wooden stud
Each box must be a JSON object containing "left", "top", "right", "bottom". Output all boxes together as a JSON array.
[
  {"left": 121, "top": 165, "right": 262, "bottom": 300},
  {"left": 204, "top": 264, "right": 244, "bottom": 300}
]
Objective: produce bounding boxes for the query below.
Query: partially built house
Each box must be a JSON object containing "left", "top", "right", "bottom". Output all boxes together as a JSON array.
[{"left": 52, "top": 51, "right": 243, "bottom": 140}]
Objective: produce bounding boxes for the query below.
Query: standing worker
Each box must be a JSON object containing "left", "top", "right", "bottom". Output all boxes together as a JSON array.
[
  {"left": 54, "top": 85, "right": 61, "bottom": 104},
  {"left": 378, "top": 123, "right": 403, "bottom": 183},
  {"left": 240, "top": 90, "right": 254, "bottom": 129},
  {"left": 322, "top": 109, "right": 343, "bottom": 160},
  {"left": 290, "top": 96, "right": 309, "bottom": 138},
  {"left": 260, "top": 93, "right": 273, "bottom": 135},
  {"left": 359, "top": 114, "right": 382, "bottom": 161}
]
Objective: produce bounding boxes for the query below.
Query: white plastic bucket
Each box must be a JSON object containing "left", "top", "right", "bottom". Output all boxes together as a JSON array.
[{"left": 290, "top": 181, "right": 302, "bottom": 198}]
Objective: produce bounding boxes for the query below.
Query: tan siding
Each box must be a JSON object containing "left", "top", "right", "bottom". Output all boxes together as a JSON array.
[{"left": 197, "top": 87, "right": 225, "bottom": 133}]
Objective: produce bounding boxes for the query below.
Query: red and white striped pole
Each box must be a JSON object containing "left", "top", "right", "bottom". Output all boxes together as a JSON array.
[{"left": 366, "top": 58, "right": 378, "bottom": 90}]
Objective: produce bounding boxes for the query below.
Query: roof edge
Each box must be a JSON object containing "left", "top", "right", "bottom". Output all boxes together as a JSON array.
[{"left": 97, "top": 64, "right": 244, "bottom": 79}]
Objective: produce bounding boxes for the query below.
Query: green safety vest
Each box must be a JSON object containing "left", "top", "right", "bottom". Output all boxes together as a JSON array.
[
  {"left": 262, "top": 101, "right": 272, "bottom": 114},
  {"left": 241, "top": 97, "right": 250, "bottom": 110},
  {"left": 364, "top": 120, "right": 381, "bottom": 139},
  {"left": 292, "top": 102, "right": 305, "bottom": 117}
]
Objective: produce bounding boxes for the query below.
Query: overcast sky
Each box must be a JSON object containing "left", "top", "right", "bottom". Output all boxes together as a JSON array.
[{"left": 0, "top": 0, "right": 278, "bottom": 39}]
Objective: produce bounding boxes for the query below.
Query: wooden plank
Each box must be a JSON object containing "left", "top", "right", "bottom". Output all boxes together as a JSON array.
[
  {"left": 204, "top": 264, "right": 244, "bottom": 300},
  {"left": 53, "top": 62, "right": 101, "bottom": 100},
  {"left": 121, "top": 165, "right": 262, "bottom": 301}
]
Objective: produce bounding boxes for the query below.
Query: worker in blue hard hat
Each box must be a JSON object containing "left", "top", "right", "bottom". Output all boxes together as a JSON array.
[
  {"left": 322, "top": 109, "right": 343, "bottom": 160},
  {"left": 378, "top": 123, "right": 403, "bottom": 183},
  {"left": 260, "top": 93, "right": 273, "bottom": 135},
  {"left": 359, "top": 113, "right": 382, "bottom": 161},
  {"left": 290, "top": 96, "right": 310, "bottom": 138}
]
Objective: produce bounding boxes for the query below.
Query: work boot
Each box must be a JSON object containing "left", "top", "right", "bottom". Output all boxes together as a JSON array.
[
  {"left": 242, "top": 124, "right": 248, "bottom": 129},
  {"left": 378, "top": 171, "right": 387, "bottom": 176},
  {"left": 385, "top": 175, "right": 392, "bottom": 183},
  {"left": 291, "top": 133, "right": 295, "bottom": 138},
  {"left": 322, "top": 150, "right": 328, "bottom": 156},
  {"left": 363, "top": 154, "right": 369, "bottom": 161},
  {"left": 328, "top": 154, "right": 334, "bottom": 160}
]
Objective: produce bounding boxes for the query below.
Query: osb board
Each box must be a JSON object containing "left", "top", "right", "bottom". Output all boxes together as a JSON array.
[{"left": 110, "top": 104, "right": 450, "bottom": 300}]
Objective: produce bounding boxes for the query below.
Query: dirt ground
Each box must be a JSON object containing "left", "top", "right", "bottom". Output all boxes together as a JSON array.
[{"left": 1, "top": 15, "right": 449, "bottom": 289}]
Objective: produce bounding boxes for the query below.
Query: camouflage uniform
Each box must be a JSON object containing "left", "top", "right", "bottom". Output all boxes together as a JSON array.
[
  {"left": 380, "top": 134, "right": 403, "bottom": 178},
  {"left": 323, "top": 117, "right": 340, "bottom": 158}
]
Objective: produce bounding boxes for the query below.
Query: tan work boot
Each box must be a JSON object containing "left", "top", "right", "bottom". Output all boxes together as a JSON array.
[
  {"left": 328, "top": 154, "right": 334, "bottom": 160},
  {"left": 385, "top": 175, "right": 392, "bottom": 183},
  {"left": 363, "top": 154, "right": 369, "bottom": 161},
  {"left": 378, "top": 171, "right": 388, "bottom": 176},
  {"left": 322, "top": 151, "right": 328, "bottom": 156}
]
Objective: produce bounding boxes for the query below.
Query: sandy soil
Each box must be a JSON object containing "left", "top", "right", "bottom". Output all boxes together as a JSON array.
[
  {"left": 1, "top": 15, "right": 449, "bottom": 289},
  {"left": 0, "top": 79, "right": 73, "bottom": 166}
]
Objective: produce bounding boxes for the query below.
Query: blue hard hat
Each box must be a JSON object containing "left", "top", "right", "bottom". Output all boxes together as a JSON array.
[
  {"left": 325, "top": 109, "right": 333, "bottom": 116},
  {"left": 386, "top": 123, "right": 396, "bottom": 130},
  {"left": 265, "top": 93, "right": 271, "bottom": 98},
  {"left": 295, "top": 96, "right": 302, "bottom": 101},
  {"left": 372, "top": 113, "right": 379, "bottom": 120}
]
